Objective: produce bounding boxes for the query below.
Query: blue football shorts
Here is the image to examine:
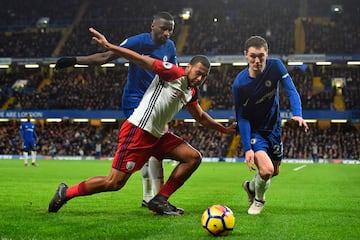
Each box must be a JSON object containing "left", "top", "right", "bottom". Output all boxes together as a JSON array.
[{"left": 250, "top": 131, "right": 283, "bottom": 161}]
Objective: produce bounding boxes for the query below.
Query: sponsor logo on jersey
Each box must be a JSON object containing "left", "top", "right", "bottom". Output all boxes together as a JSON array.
[{"left": 255, "top": 88, "right": 276, "bottom": 105}]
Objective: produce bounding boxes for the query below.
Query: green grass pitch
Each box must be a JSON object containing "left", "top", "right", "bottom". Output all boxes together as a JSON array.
[{"left": 0, "top": 159, "right": 359, "bottom": 240}]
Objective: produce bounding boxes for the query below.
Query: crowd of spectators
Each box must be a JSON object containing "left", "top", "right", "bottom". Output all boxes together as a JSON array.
[
  {"left": 181, "top": 0, "right": 298, "bottom": 55},
  {"left": 2, "top": 63, "right": 358, "bottom": 160},
  {"left": 0, "top": 31, "right": 62, "bottom": 58},
  {"left": 303, "top": 0, "right": 360, "bottom": 54},
  {"left": 0, "top": 0, "right": 359, "bottom": 161},
  {"left": 281, "top": 121, "right": 360, "bottom": 160},
  {"left": 3, "top": 64, "right": 360, "bottom": 111},
  {"left": 0, "top": 0, "right": 82, "bottom": 57},
  {"left": 0, "top": 0, "right": 81, "bottom": 29},
  {"left": 0, "top": 0, "right": 359, "bottom": 57},
  {"left": 58, "top": 0, "right": 185, "bottom": 57},
  {"left": 0, "top": 68, "right": 44, "bottom": 107},
  {"left": 1, "top": 120, "right": 359, "bottom": 160},
  {"left": 8, "top": 68, "right": 125, "bottom": 110},
  {"left": 0, "top": 120, "right": 113, "bottom": 158},
  {"left": 171, "top": 121, "right": 234, "bottom": 159},
  {"left": 229, "top": 121, "right": 360, "bottom": 161}
]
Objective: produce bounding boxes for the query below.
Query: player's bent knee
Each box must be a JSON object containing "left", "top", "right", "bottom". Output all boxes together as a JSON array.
[
  {"left": 272, "top": 169, "right": 280, "bottom": 177},
  {"left": 272, "top": 163, "right": 281, "bottom": 177},
  {"left": 259, "top": 167, "right": 274, "bottom": 180},
  {"left": 259, "top": 172, "right": 272, "bottom": 181},
  {"left": 194, "top": 151, "right": 202, "bottom": 163},
  {"left": 188, "top": 151, "right": 202, "bottom": 168},
  {"left": 194, "top": 156, "right": 202, "bottom": 168},
  {"left": 104, "top": 172, "right": 129, "bottom": 191}
]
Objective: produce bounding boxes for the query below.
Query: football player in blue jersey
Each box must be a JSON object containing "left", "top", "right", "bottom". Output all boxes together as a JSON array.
[
  {"left": 232, "top": 36, "right": 309, "bottom": 215},
  {"left": 20, "top": 114, "right": 38, "bottom": 166},
  {"left": 55, "top": 12, "right": 180, "bottom": 211}
]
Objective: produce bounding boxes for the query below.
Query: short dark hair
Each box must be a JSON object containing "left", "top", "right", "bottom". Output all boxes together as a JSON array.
[
  {"left": 153, "top": 12, "right": 174, "bottom": 21},
  {"left": 244, "top": 36, "right": 268, "bottom": 52},
  {"left": 190, "top": 55, "right": 210, "bottom": 69}
]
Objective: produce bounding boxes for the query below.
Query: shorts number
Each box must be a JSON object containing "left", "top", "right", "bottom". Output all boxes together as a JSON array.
[{"left": 273, "top": 144, "right": 282, "bottom": 156}]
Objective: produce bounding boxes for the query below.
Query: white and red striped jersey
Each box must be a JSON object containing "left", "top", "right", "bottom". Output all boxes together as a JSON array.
[{"left": 128, "top": 59, "right": 198, "bottom": 138}]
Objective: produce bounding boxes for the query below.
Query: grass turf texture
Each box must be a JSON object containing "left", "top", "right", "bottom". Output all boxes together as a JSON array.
[{"left": 0, "top": 159, "right": 359, "bottom": 240}]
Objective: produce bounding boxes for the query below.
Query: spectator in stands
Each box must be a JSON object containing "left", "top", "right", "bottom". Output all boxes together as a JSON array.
[{"left": 311, "top": 142, "right": 319, "bottom": 163}]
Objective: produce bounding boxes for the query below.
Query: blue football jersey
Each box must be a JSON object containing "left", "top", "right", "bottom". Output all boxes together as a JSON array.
[
  {"left": 232, "top": 58, "right": 302, "bottom": 151},
  {"left": 20, "top": 121, "right": 37, "bottom": 141},
  {"left": 120, "top": 33, "right": 177, "bottom": 117},
  {"left": 20, "top": 121, "right": 37, "bottom": 150}
]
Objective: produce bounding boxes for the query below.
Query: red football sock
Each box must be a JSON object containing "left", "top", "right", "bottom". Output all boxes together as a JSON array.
[
  {"left": 158, "top": 176, "right": 184, "bottom": 198},
  {"left": 66, "top": 181, "right": 88, "bottom": 199}
]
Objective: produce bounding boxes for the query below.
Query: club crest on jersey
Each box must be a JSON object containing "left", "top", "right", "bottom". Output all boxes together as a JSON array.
[
  {"left": 265, "top": 80, "right": 272, "bottom": 87},
  {"left": 163, "top": 56, "right": 169, "bottom": 62},
  {"left": 163, "top": 62, "right": 173, "bottom": 69},
  {"left": 126, "top": 161, "right": 136, "bottom": 171}
]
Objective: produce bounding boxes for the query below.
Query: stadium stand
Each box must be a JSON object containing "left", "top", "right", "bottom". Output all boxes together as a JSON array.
[
  {"left": 0, "top": 0, "right": 359, "bottom": 160},
  {"left": 3, "top": 64, "right": 359, "bottom": 111},
  {"left": 0, "top": 120, "right": 359, "bottom": 160},
  {"left": 1, "top": 0, "right": 359, "bottom": 57}
]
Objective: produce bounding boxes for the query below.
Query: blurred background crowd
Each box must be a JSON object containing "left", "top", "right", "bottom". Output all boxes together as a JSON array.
[{"left": 0, "top": 0, "right": 359, "bottom": 160}]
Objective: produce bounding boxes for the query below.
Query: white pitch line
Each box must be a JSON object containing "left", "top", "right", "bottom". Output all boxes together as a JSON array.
[{"left": 293, "top": 165, "right": 307, "bottom": 171}]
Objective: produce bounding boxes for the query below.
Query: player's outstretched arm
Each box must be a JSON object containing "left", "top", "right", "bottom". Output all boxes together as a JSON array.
[
  {"left": 186, "top": 103, "right": 237, "bottom": 135},
  {"left": 55, "top": 50, "right": 118, "bottom": 69},
  {"left": 89, "top": 27, "right": 154, "bottom": 71}
]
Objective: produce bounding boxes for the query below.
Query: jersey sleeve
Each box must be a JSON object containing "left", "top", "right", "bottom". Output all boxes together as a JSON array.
[
  {"left": 275, "top": 59, "right": 302, "bottom": 117},
  {"left": 232, "top": 79, "right": 252, "bottom": 151},
  {"left": 281, "top": 73, "right": 302, "bottom": 117},
  {"left": 119, "top": 35, "right": 141, "bottom": 50},
  {"left": 152, "top": 59, "right": 184, "bottom": 82}
]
